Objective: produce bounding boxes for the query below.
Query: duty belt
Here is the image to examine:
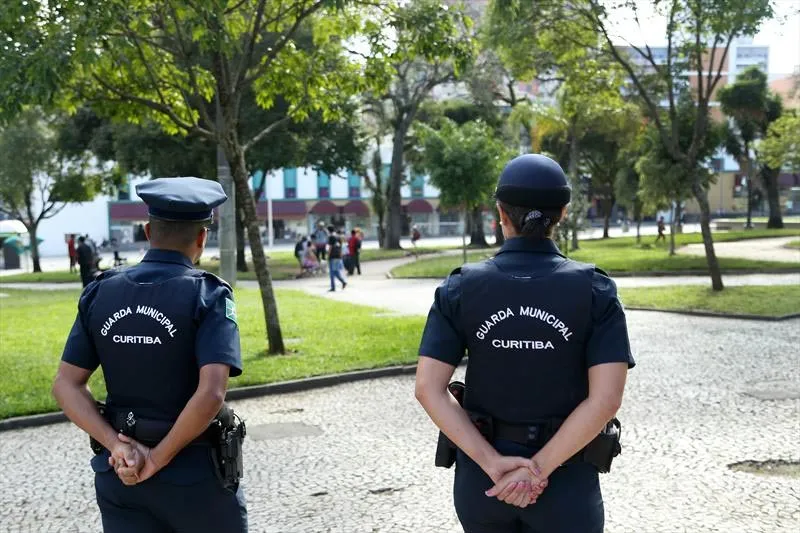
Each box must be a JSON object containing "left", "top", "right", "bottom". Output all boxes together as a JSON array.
[{"left": 92, "top": 404, "right": 213, "bottom": 452}]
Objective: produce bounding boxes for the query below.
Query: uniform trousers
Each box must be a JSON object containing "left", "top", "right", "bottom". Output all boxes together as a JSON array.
[
  {"left": 454, "top": 440, "right": 603, "bottom": 533},
  {"left": 92, "top": 447, "right": 247, "bottom": 533}
]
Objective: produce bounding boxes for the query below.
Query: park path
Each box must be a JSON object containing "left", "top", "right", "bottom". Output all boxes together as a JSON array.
[{"left": 678, "top": 235, "right": 800, "bottom": 263}]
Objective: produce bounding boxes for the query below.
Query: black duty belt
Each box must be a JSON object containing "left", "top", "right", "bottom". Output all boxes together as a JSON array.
[
  {"left": 105, "top": 407, "right": 214, "bottom": 448},
  {"left": 488, "top": 418, "right": 582, "bottom": 466}
]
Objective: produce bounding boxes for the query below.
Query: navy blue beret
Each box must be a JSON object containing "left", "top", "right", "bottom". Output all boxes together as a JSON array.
[
  {"left": 136, "top": 177, "right": 227, "bottom": 222},
  {"left": 495, "top": 154, "right": 571, "bottom": 208}
]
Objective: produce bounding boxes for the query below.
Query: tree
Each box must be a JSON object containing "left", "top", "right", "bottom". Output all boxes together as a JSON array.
[
  {"left": 719, "top": 66, "right": 783, "bottom": 228},
  {"left": 615, "top": 163, "right": 645, "bottom": 243},
  {"left": 580, "top": 104, "right": 642, "bottom": 238},
  {"left": 414, "top": 98, "right": 503, "bottom": 246},
  {"left": 415, "top": 119, "right": 511, "bottom": 261},
  {"left": 578, "top": 0, "right": 775, "bottom": 290},
  {"left": 760, "top": 111, "right": 800, "bottom": 175},
  {"left": 0, "top": 109, "right": 107, "bottom": 272},
  {"left": 2, "top": 0, "right": 376, "bottom": 354},
  {"left": 361, "top": 0, "right": 475, "bottom": 249},
  {"left": 636, "top": 97, "right": 725, "bottom": 255}
]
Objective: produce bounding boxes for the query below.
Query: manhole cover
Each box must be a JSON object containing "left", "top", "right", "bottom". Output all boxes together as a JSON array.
[
  {"left": 742, "top": 380, "right": 800, "bottom": 401},
  {"left": 728, "top": 460, "right": 800, "bottom": 478},
  {"left": 247, "top": 422, "right": 323, "bottom": 441}
]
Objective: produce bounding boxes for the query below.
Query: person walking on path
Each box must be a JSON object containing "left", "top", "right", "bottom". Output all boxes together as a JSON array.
[
  {"left": 313, "top": 222, "right": 329, "bottom": 262},
  {"left": 327, "top": 225, "right": 347, "bottom": 292},
  {"left": 411, "top": 225, "right": 421, "bottom": 258},
  {"left": 67, "top": 234, "right": 78, "bottom": 273},
  {"left": 348, "top": 229, "right": 362, "bottom": 275},
  {"left": 655, "top": 216, "right": 666, "bottom": 243}
]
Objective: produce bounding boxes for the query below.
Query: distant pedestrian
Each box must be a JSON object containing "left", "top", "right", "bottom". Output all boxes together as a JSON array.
[
  {"left": 348, "top": 228, "right": 362, "bottom": 275},
  {"left": 655, "top": 216, "right": 666, "bottom": 243},
  {"left": 313, "top": 222, "right": 329, "bottom": 261},
  {"left": 294, "top": 235, "right": 307, "bottom": 271},
  {"left": 76, "top": 236, "right": 96, "bottom": 287},
  {"left": 67, "top": 234, "right": 77, "bottom": 273},
  {"left": 327, "top": 225, "right": 346, "bottom": 292},
  {"left": 411, "top": 225, "right": 421, "bottom": 257}
]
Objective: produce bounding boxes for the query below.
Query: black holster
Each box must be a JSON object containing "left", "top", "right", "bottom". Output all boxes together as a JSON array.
[
  {"left": 582, "top": 418, "right": 621, "bottom": 473},
  {"left": 209, "top": 404, "right": 247, "bottom": 491}
]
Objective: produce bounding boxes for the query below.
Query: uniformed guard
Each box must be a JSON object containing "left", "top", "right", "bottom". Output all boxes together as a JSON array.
[
  {"left": 415, "top": 154, "right": 635, "bottom": 532},
  {"left": 52, "top": 177, "right": 248, "bottom": 533}
]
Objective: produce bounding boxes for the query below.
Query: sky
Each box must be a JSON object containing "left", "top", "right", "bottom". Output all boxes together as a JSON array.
[{"left": 606, "top": 0, "right": 800, "bottom": 75}]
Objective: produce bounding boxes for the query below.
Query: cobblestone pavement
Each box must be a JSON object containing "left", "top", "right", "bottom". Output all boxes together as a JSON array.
[{"left": 1, "top": 311, "right": 799, "bottom": 532}]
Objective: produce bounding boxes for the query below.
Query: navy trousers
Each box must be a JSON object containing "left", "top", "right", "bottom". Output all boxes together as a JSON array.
[
  {"left": 454, "top": 440, "right": 604, "bottom": 533},
  {"left": 92, "top": 447, "right": 247, "bottom": 533}
]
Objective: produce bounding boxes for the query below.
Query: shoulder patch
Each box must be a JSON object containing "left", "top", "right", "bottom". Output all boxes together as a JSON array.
[
  {"left": 198, "top": 270, "right": 233, "bottom": 291},
  {"left": 225, "top": 298, "right": 238, "bottom": 324}
]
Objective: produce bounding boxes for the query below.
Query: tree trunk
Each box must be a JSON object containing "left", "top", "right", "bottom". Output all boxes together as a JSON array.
[
  {"left": 469, "top": 207, "right": 488, "bottom": 247},
  {"left": 674, "top": 201, "right": 683, "bottom": 234},
  {"left": 235, "top": 193, "right": 248, "bottom": 272},
  {"left": 225, "top": 140, "right": 285, "bottom": 354},
  {"left": 634, "top": 200, "right": 642, "bottom": 244},
  {"left": 29, "top": 224, "right": 41, "bottom": 272},
  {"left": 602, "top": 204, "right": 611, "bottom": 239},
  {"left": 462, "top": 208, "right": 468, "bottom": 264},
  {"left": 692, "top": 183, "right": 724, "bottom": 291},
  {"left": 761, "top": 165, "right": 783, "bottom": 228},
  {"left": 384, "top": 122, "right": 409, "bottom": 249},
  {"left": 668, "top": 203, "right": 677, "bottom": 256},
  {"left": 568, "top": 125, "right": 580, "bottom": 251}
]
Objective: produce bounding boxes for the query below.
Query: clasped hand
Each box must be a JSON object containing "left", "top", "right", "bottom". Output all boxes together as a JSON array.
[
  {"left": 108, "top": 434, "right": 164, "bottom": 486},
  {"left": 485, "top": 456, "right": 549, "bottom": 508}
]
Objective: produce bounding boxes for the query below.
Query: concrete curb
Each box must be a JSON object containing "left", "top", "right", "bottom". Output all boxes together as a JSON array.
[
  {"left": 0, "top": 363, "right": 422, "bottom": 433},
  {"left": 625, "top": 307, "right": 800, "bottom": 321}
]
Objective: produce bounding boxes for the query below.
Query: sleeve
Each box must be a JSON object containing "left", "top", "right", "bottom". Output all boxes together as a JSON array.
[
  {"left": 61, "top": 284, "right": 101, "bottom": 371},
  {"left": 585, "top": 269, "right": 636, "bottom": 369},
  {"left": 195, "top": 280, "right": 243, "bottom": 377},
  {"left": 418, "top": 271, "right": 467, "bottom": 366}
]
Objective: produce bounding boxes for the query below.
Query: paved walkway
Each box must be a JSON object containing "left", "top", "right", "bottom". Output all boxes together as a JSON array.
[
  {"left": 678, "top": 236, "right": 800, "bottom": 263},
  {"left": 1, "top": 311, "right": 798, "bottom": 532}
]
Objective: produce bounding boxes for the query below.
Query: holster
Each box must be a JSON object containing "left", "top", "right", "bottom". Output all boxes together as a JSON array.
[
  {"left": 582, "top": 418, "right": 621, "bottom": 473},
  {"left": 209, "top": 404, "right": 247, "bottom": 491}
]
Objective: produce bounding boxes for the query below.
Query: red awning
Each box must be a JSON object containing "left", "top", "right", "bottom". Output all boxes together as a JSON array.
[
  {"left": 310, "top": 200, "right": 339, "bottom": 215},
  {"left": 405, "top": 199, "right": 433, "bottom": 214},
  {"left": 109, "top": 202, "right": 149, "bottom": 221},
  {"left": 342, "top": 200, "right": 370, "bottom": 216},
  {"left": 257, "top": 200, "right": 307, "bottom": 219}
]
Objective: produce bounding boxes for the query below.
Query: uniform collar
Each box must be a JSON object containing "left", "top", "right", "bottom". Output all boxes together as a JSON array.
[
  {"left": 496, "top": 237, "right": 564, "bottom": 257},
  {"left": 141, "top": 248, "right": 195, "bottom": 268}
]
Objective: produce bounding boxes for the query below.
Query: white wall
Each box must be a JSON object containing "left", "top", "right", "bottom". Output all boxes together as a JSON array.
[
  {"left": 295, "top": 168, "right": 314, "bottom": 199},
  {"left": 35, "top": 195, "right": 111, "bottom": 257},
  {"left": 329, "top": 172, "right": 348, "bottom": 198}
]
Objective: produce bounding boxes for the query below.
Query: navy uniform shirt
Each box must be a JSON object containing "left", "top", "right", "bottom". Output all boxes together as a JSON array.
[
  {"left": 61, "top": 249, "right": 243, "bottom": 421},
  {"left": 419, "top": 237, "right": 634, "bottom": 417}
]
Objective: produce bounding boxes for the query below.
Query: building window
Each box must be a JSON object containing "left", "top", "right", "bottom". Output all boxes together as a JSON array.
[
  {"left": 711, "top": 158, "right": 723, "bottom": 171},
  {"left": 411, "top": 174, "right": 425, "bottom": 198},
  {"left": 318, "top": 171, "right": 330, "bottom": 198},
  {"left": 283, "top": 168, "right": 297, "bottom": 198},
  {"left": 348, "top": 171, "right": 361, "bottom": 198},
  {"left": 117, "top": 178, "right": 130, "bottom": 201}
]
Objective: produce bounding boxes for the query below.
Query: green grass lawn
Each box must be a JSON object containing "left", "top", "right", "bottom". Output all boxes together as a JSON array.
[
  {"left": 392, "top": 229, "right": 800, "bottom": 278},
  {"left": 785, "top": 239, "right": 800, "bottom": 250},
  {"left": 0, "top": 247, "right": 442, "bottom": 284},
  {"left": 0, "top": 288, "right": 425, "bottom": 420},
  {"left": 619, "top": 285, "right": 800, "bottom": 317}
]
